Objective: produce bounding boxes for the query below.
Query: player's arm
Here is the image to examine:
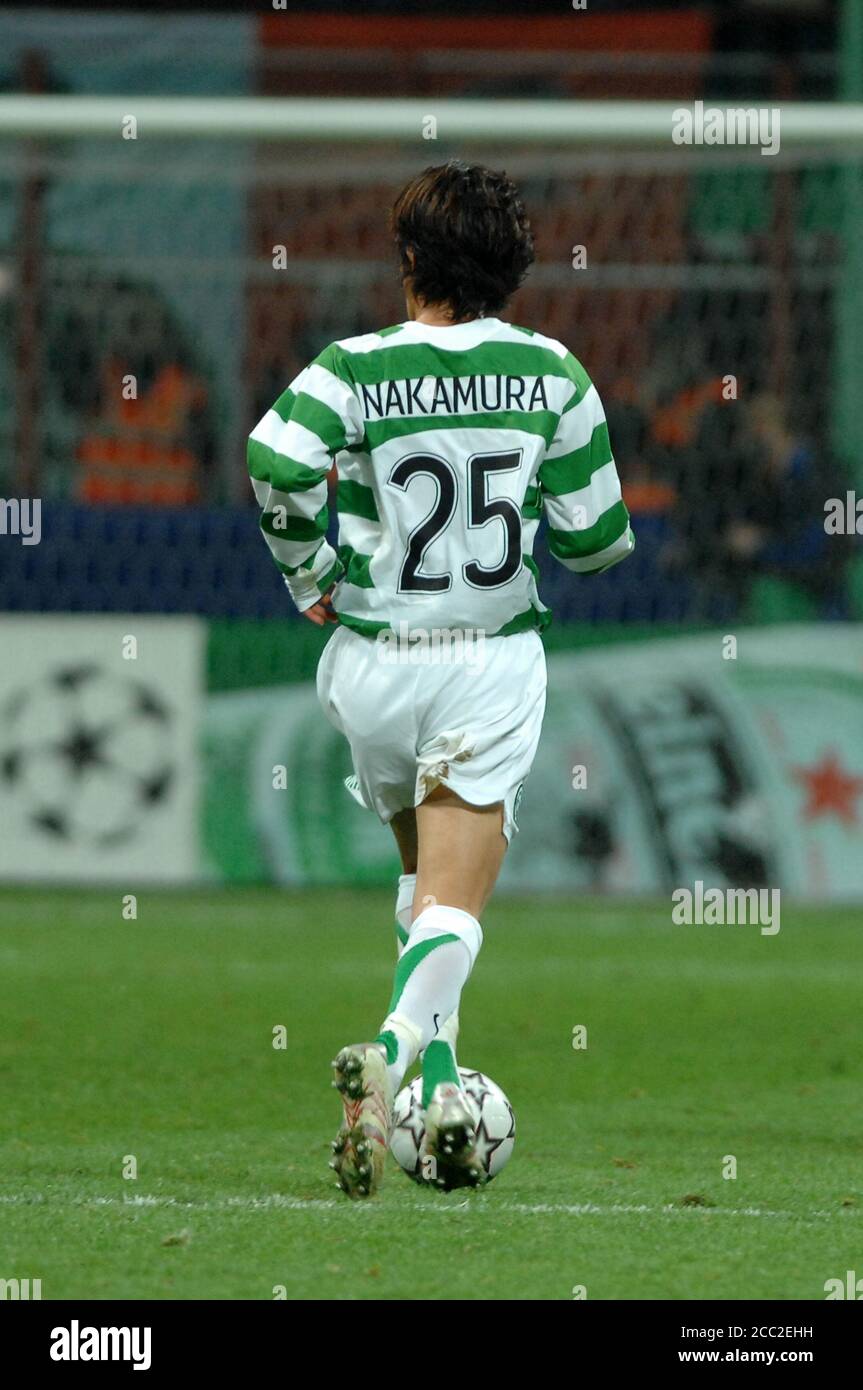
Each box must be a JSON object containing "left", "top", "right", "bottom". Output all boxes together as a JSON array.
[
  {"left": 247, "top": 345, "right": 363, "bottom": 616},
  {"left": 538, "top": 356, "right": 634, "bottom": 575}
]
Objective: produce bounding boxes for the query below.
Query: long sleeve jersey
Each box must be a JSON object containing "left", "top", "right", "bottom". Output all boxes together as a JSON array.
[{"left": 248, "top": 315, "right": 634, "bottom": 637}]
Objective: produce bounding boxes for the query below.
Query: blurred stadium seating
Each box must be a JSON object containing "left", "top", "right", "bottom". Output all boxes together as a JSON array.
[{"left": 0, "top": 7, "right": 858, "bottom": 632}]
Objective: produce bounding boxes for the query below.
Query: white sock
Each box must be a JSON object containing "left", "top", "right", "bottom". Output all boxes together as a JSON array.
[
  {"left": 378, "top": 904, "right": 481, "bottom": 1092},
  {"left": 393, "top": 875, "right": 460, "bottom": 1064},
  {"left": 435, "top": 1010, "right": 460, "bottom": 1048},
  {"left": 395, "top": 872, "right": 415, "bottom": 956}
]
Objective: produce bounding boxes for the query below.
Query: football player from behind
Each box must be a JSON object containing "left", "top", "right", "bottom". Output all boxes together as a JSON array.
[{"left": 248, "top": 161, "right": 634, "bottom": 1196}]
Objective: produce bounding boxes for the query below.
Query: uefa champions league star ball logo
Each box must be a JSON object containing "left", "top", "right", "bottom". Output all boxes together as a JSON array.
[{"left": 0, "top": 664, "right": 175, "bottom": 846}]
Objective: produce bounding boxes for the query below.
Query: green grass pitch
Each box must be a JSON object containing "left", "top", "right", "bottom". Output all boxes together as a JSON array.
[{"left": 1, "top": 887, "right": 860, "bottom": 1301}]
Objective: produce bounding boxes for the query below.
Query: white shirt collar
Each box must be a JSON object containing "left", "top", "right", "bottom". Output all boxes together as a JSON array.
[{"left": 398, "top": 317, "right": 502, "bottom": 347}]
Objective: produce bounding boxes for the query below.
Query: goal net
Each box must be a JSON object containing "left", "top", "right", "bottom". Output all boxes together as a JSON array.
[{"left": 1, "top": 101, "right": 861, "bottom": 626}]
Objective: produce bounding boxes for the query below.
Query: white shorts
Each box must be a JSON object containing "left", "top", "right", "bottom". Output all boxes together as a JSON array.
[{"left": 316, "top": 626, "right": 547, "bottom": 842}]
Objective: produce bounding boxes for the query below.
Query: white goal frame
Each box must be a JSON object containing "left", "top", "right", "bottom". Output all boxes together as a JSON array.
[{"left": 0, "top": 96, "right": 862, "bottom": 144}]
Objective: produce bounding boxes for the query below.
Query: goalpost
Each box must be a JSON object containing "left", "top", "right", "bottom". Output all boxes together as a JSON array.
[{"left": 1, "top": 95, "right": 863, "bottom": 142}]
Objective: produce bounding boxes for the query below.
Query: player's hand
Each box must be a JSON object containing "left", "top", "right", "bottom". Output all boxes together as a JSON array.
[{"left": 302, "top": 590, "right": 339, "bottom": 626}]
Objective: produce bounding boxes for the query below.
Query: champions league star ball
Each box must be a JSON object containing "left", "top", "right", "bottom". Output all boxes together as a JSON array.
[
  {"left": 390, "top": 1068, "right": 516, "bottom": 1186},
  {"left": 0, "top": 664, "right": 174, "bottom": 847}
]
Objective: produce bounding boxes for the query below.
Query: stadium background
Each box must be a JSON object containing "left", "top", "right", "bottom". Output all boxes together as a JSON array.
[
  {"left": 1, "top": 0, "right": 862, "bottom": 1308},
  {"left": 1, "top": 0, "right": 860, "bottom": 897}
]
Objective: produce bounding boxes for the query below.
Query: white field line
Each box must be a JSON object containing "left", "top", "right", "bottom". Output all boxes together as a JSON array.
[{"left": 0, "top": 1193, "right": 846, "bottom": 1222}]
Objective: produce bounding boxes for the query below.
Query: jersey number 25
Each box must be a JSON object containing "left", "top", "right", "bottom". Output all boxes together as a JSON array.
[{"left": 389, "top": 449, "right": 523, "bottom": 593}]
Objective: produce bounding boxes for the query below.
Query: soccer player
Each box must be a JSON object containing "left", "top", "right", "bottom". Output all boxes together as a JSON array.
[{"left": 248, "top": 160, "right": 634, "bottom": 1197}]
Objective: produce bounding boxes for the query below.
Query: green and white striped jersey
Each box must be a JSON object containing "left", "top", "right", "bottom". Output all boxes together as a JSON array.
[{"left": 248, "top": 316, "right": 634, "bottom": 638}]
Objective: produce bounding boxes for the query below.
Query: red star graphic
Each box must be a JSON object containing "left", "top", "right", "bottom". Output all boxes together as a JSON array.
[{"left": 791, "top": 751, "right": 863, "bottom": 826}]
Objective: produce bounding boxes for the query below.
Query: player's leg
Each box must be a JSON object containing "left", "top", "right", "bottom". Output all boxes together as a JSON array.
[
  {"left": 390, "top": 632, "right": 546, "bottom": 1187},
  {"left": 390, "top": 807, "right": 417, "bottom": 953},
  {"left": 381, "top": 788, "right": 501, "bottom": 1074},
  {"left": 389, "top": 803, "right": 463, "bottom": 1115},
  {"left": 329, "top": 813, "right": 426, "bottom": 1201},
  {"left": 322, "top": 630, "right": 417, "bottom": 1199},
  {"left": 416, "top": 785, "right": 505, "bottom": 1114},
  {"left": 376, "top": 785, "right": 507, "bottom": 1188},
  {"left": 328, "top": 630, "right": 544, "bottom": 1198},
  {"left": 418, "top": 787, "right": 508, "bottom": 1182},
  {"left": 414, "top": 784, "right": 507, "bottom": 920}
]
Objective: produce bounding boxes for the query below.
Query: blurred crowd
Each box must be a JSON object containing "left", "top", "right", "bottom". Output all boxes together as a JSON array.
[
  {"left": 45, "top": 284, "right": 847, "bottom": 623},
  {"left": 605, "top": 363, "right": 849, "bottom": 621}
]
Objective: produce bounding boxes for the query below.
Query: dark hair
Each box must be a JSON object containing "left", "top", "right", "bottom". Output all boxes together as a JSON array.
[{"left": 391, "top": 160, "right": 535, "bottom": 321}]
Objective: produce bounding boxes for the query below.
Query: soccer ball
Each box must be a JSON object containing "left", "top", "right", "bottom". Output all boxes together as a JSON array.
[{"left": 390, "top": 1068, "right": 515, "bottom": 1186}]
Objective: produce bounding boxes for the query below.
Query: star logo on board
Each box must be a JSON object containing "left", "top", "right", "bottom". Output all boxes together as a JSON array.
[
  {"left": 791, "top": 751, "right": 863, "bottom": 826},
  {"left": 0, "top": 663, "right": 173, "bottom": 846}
]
